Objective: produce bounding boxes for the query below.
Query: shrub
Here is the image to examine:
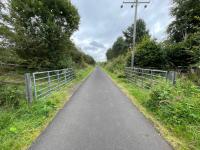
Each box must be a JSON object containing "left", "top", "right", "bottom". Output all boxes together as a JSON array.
[
  {"left": 146, "top": 79, "right": 200, "bottom": 125},
  {"left": 187, "top": 72, "right": 200, "bottom": 86},
  {"left": 134, "top": 36, "right": 165, "bottom": 68},
  {"left": 147, "top": 82, "right": 174, "bottom": 110},
  {"left": 105, "top": 54, "right": 128, "bottom": 77},
  {"left": 0, "top": 112, "right": 13, "bottom": 130},
  {"left": 0, "top": 84, "right": 22, "bottom": 108}
]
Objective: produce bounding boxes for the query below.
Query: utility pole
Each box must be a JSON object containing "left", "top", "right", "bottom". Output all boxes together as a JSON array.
[{"left": 121, "top": 0, "right": 150, "bottom": 68}]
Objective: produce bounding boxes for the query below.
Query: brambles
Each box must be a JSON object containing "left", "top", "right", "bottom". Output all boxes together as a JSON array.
[{"left": 0, "top": 84, "right": 22, "bottom": 108}]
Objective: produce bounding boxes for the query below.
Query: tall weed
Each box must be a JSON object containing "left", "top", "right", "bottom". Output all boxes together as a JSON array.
[{"left": 0, "top": 84, "right": 23, "bottom": 108}]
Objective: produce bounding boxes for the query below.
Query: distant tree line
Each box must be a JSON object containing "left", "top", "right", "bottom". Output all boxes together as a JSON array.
[
  {"left": 106, "top": 19, "right": 149, "bottom": 60},
  {"left": 0, "top": 0, "right": 95, "bottom": 69},
  {"left": 106, "top": 0, "right": 200, "bottom": 69}
]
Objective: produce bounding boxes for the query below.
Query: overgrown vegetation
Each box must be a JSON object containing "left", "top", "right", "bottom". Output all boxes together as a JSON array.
[
  {"left": 0, "top": 84, "right": 22, "bottom": 108},
  {"left": 0, "top": 66, "right": 93, "bottom": 150},
  {"left": 105, "top": 69, "right": 200, "bottom": 150},
  {"left": 103, "top": 0, "right": 200, "bottom": 149},
  {"left": 0, "top": 0, "right": 95, "bottom": 68},
  {"left": 0, "top": 1, "right": 95, "bottom": 148},
  {"left": 106, "top": 19, "right": 149, "bottom": 61},
  {"left": 106, "top": 0, "right": 200, "bottom": 70}
]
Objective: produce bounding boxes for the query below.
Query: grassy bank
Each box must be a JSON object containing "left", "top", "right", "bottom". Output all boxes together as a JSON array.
[
  {"left": 103, "top": 68, "right": 200, "bottom": 150},
  {"left": 0, "top": 66, "right": 93, "bottom": 150}
]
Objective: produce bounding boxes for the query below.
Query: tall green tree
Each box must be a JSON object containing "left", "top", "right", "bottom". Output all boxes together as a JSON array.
[
  {"left": 6, "top": 0, "right": 80, "bottom": 68},
  {"left": 167, "top": 0, "right": 200, "bottom": 42},
  {"left": 106, "top": 37, "right": 128, "bottom": 60},
  {"left": 133, "top": 36, "right": 165, "bottom": 68},
  {"left": 0, "top": 2, "right": 19, "bottom": 63},
  {"left": 166, "top": 30, "right": 200, "bottom": 68},
  {"left": 106, "top": 48, "right": 113, "bottom": 60},
  {"left": 123, "top": 19, "right": 149, "bottom": 46}
]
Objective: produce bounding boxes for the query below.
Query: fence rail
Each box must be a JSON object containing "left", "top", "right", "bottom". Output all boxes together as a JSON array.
[
  {"left": 25, "top": 68, "right": 75, "bottom": 102},
  {"left": 125, "top": 67, "right": 176, "bottom": 88}
]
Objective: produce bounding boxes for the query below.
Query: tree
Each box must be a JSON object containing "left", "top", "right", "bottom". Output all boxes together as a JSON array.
[
  {"left": 106, "top": 37, "right": 128, "bottom": 60},
  {"left": 0, "top": 2, "right": 20, "bottom": 63},
  {"left": 123, "top": 19, "right": 149, "bottom": 46},
  {"left": 167, "top": 0, "right": 200, "bottom": 42},
  {"left": 133, "top": 36, "right": 165, "bottom": 68},
  {"left": 165, "top": 43, "right": 194, "bottom": 68},
  {"left": 112, "top": 37, "right": 129, "bottom": 57},
  {"left": 185, "top": 30, "right": 200, "bottom": 64},
  {"left": 165, "top": 29, "right": 200, "bottom": 68},
  {"left": 5, "top": 0, "right": 80, "bottom": 68},
  {"left": 106, "top": 48, "right": 113, "bottom": 60},
  {"left": 83, "top": 54, "right": 95, "bottom": 65}
]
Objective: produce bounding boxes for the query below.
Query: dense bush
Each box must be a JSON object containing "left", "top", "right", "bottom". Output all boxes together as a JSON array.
[
  {"left": 106, "top": 37, "right": 129, "bottom": 60},
  {"left": 145, "top": 79, "right": 200, "bottom": 148},
  {"left": 104, "top": 53, "right": 128, "bottom": 77},
  {"left": 187, "top": 72, "right": 200, "bottom": 86},
  {"left": 147, "top": 79, "right": 200, "bottom": 125},
  {"left": 0, "top": 0, "right": 95, "bottom": 69},
  {"left": 134, "top": 37, "right": 165, "bottom": 68},
  {"left": 0, "top": 84, "right": 22, "bottom": 108},
  {"left": 150, "top": 78, "right": 200, "bottom": 148}
]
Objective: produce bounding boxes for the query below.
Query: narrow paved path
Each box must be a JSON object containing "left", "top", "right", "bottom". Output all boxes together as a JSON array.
[{"left": 30, "top": 67, "right": 172, "bottom": 150}]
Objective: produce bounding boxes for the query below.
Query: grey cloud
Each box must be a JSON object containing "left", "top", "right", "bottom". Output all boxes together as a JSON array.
[
  {"left": 83, "top": 46, "right": 95, "bottom": 51},
  {"left": 90, "top": 41, "right": 106, "bottom": 49},
  {"left": 71, "top": 0, "right": 172, "bottom": 61}
]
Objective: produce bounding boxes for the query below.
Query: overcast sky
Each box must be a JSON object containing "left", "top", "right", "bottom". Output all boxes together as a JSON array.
[{"left": 71, "top": 0, "right": 173, "bottom": 62}]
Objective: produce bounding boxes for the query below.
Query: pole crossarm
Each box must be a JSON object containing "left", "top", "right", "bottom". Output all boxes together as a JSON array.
[
  {"left": 123, "top": 1, "right": 150, "bottom": 4},
  {"left": 121, "top": 0, "right": 150, "bottom": 68}
]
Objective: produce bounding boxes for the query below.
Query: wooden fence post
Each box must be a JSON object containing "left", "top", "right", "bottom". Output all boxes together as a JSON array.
[{"left": 25, "top": 73, "right": 33, "bottom": 104}]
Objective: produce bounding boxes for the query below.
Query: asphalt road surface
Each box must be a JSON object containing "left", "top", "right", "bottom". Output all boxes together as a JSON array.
[{"left": 29, "top": 67, "right": 172, "bottom": 150}]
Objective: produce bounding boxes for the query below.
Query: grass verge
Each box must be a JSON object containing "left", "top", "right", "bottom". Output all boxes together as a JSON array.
[
  {"left": 103, "top": 68, "right": 191, "bottom": 150},
  {"left": 0, "top": 66, "right": 93, "bottom": 150}
]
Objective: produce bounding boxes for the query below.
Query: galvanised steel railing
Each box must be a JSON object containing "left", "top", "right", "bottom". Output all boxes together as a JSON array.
[
  {"left": 125, "top": 67, "right": 176, "bottom": 88},
  {"left": 31, "top": 68, "right": 75, "bottom": 100}
]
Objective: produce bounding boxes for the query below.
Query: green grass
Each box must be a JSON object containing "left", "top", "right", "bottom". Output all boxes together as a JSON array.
[
  {"left": 0, "top": 66, "right": 93, "bottom": 150},
  {"left": 103, "top": 67, "right": 200, "bottom": 150}
]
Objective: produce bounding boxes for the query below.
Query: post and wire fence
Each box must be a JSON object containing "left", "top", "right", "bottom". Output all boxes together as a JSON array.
[
  {"left": 125, "top": 67, "right": 176, "bottom": 89},
  {"left": 25, "top": 68, "right": 75, "bottom": 103}
]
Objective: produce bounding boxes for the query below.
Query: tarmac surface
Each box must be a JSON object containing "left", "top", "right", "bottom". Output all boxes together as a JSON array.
[{"left": 30, "top": 67, "right": 172, "bottom": 150}]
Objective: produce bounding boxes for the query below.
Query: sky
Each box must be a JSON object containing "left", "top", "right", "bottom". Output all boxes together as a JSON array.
[{"left": 71, "top": 0, "right": 173, "bottom": 62}]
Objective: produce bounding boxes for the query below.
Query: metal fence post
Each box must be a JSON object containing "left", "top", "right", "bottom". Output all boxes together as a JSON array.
[
  {"left": 48, "top": 71, "right": 51, "bottom": 92},
  {"left": 141, "top": 69, "right": 144, "bottom": 88},
  {"left": 25, "top": 73, "right": 33, "bottom": 103},
  {"left": 172, "top": 71, "right": 177, "bottom": 85},
  {"left": 165, "top": 71, "right": 168, "bottom": 82},
  {"left": 64, "top": 69, "right": 67, "bottom": 83},
  {"left": 167, "top": 71, "right": 177, "bottom": 85},
  {"left": 33, "top": 73, "right": 37, "bottom": 99},
  {"left": 57, "top": 71, "right": 60, "bottom": 88},
  {"left": 150, "top": 70, "right": 153, "bottom": 87},
  {"left": 69, "top": 69, "right": 72, "bottom": 80},
  {"left": 73, "top": 69, "right": 76, "bottom": 79}
]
